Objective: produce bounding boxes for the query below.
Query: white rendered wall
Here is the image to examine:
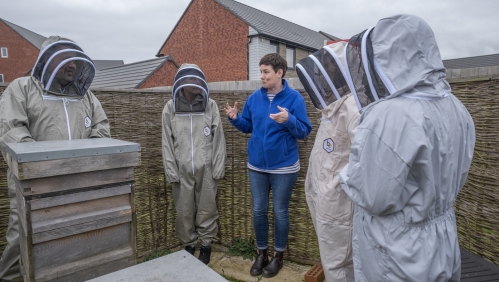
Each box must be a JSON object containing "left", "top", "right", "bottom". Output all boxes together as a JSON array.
[{"left": 248, "top": 28, "right": 273, "bottom": 80}]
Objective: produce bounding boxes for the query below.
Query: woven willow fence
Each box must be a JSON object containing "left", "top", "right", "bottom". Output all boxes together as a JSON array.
[
  {"left": 452, "top": 78, "right": 499, "bottom": 265},
  {"left": 0, "top": 78, "right": 498, "bottom": 266}
]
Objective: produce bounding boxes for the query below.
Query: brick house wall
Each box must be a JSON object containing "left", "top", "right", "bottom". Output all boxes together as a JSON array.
[
  {"left": 278, "top": 43, "right": 287, "bottom": 68},
  {"left": 0, "top": 21, "right": 39, "bottom": 82},
  {"left": 139, "top": 61, "right": 178, "bottom": 89},
  {"left": 295, "top": 48, "right": 309, "bottom": 67},
  {"left": 158, "top": 0, "right": 248, "bottom": 83},
  {"left": 277, "top": 43, "right": 310, "bottom": 79}
]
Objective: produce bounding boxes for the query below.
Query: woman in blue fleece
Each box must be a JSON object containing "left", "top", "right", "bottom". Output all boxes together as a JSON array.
[{"left": 224, "top": 53, "right": 312, "bottom": 278}]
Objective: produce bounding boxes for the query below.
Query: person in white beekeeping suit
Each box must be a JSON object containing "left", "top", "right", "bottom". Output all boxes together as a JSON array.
[
  {"left": 161, "top": 63, "right": 226, "bottom": 265},
  {"left": 0, "top": 36, "right": 111, "bottom": 281},
  {"left": 339, "top": 14, "right": 476, "bottom": 281},
  {"left": 296, "top": 40, "right": 365, "bottom": 282}
]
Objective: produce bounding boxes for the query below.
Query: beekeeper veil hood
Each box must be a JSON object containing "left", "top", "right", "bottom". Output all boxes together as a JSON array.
[
  {"left": 32, "top": 36, "right": 95, "bottom": 96},
  {"left": 296, "top": 41, "right": 355, "bottom": 110},
  {"left": 345, "top": 14, "right": 450, "bottom": 105},
  {"left": 370, "top": 14, "right": 450, "bottom": 99},
  {"left": 344, "top": 28, "right": 388, "bottom": 107},
  {"left": 172, "top": 63, "right": 209, "bottom": 113}
]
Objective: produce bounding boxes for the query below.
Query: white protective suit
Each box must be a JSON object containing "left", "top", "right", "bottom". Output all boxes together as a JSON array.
[
  {"left": 339, "top": 14, "right": 476, "bottom": 282},
  {"left": 0, "top": 36, "right": 110, "bottom": 281},
  {"left": 297, "top": 41, "right": 360, "bottom": 282},
  {"left": 161, "top": 64, "right": 226, "bottom": 247}
]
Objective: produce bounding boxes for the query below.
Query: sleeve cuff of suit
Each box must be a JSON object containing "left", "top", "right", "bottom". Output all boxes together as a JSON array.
[{"left": 228, "top": 114, "right": 239, "bottom": 124}]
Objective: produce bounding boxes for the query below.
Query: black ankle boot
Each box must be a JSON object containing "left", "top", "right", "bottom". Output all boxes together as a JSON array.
[
  {"left": 185, "top": 245, "right": 195, "bottom": 255},
  {"left": 262, "top": 251, "right": 284, "bottom": 278},
  {"left": 198, "top": 245, "right": 211, "bottom": 265},
  {"left": 250, "top": 249, "right": 269, "bottom": 276}
]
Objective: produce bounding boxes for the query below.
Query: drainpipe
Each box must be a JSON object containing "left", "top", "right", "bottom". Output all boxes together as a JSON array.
[{"left": 247, "top": 36, "right": 253, "bottom": 81}]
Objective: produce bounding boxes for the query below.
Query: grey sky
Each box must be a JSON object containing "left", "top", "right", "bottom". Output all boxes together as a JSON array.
[{"left": 2, "top": 0, "right": 498, "bottom": 64}]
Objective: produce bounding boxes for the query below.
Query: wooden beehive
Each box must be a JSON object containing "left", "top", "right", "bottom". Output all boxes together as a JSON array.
[{"left": 5, "top": 138, "right": 141, "bottom": 282}]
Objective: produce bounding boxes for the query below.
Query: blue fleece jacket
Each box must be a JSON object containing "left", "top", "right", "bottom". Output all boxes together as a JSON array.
[{"left": 229, "top": 79, "right": 312, "bottom": 170}]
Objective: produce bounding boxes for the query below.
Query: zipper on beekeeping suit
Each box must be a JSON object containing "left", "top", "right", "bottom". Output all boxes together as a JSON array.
[
  {"left": 62, "top": 98, "right": 71, "bottom": 140},
  {"left": 176, "top": 112, "right": 205, "bottom": 176},
  {"left": 42, "top": 94, "right": 81, "bottom": 140},
  {"left": 190, "top": 113, "right": 194, "bottom": 175}
]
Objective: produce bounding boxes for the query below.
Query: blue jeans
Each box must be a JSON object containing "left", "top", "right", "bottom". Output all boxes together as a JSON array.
[{"left": 248, "top": 169, "right": 298, "bottom": 252}]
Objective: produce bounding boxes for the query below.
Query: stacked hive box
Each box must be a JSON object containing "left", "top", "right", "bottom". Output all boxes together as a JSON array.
[{"left": 5, "top": 138, "right": 140, "bottom": 282}]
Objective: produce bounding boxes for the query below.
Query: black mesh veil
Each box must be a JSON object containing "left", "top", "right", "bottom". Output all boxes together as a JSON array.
[
  {"left": 172, "top": 66, "right": 209, "bottom": 113},
  {"left": 345, "top": 27, "right": 389, "bottom": 108},
  {"left": 296, "top": 43, "right": 351, "bottom": 110},
  {"left": 32, "top": 40, "right": 95, "bottom": 96},
  {"left": 364, "top": 29, "right": 389, "bottom": 99},
  {"left": 296, "top": 61, "right": 325, "bottom": 110}
]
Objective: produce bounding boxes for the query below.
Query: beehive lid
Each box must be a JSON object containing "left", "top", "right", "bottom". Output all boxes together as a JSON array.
[{"left": 6, "top": 138, "right": 140, "bottom": 163}]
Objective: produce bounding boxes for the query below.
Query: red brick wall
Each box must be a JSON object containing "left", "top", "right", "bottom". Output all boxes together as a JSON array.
[
  {"left": 139, "top": 61, "right": 178, "bottom": 89},
  {"left": 0, "top": 21, "right": 40, "bottom": 82},
  {"left": 158, "top": 0, "right": 248, "bottom": 83}
]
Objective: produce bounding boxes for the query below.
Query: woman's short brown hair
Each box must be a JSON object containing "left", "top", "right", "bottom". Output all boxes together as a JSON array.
[{"left": 259, "top": 53, "right": 287, "bottom": 78}]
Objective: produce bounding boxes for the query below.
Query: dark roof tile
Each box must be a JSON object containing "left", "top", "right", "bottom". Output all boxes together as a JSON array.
[
  {"left": 92, "top": 57, "right": 169, "bottom": 89},
  {"left": 93, "top": 60, "right": 124, "bottom": 70},
  {"left": 215, "top": 0, "right": 332, "bottom": 50},
  {"left": 443, "top": 53, "right": 499, "bottom": 69}
]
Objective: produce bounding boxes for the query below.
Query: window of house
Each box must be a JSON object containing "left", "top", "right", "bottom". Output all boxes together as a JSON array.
[
  {"left": 270, "top": 42, "right": 279, "bottom": 54},
  {"left": 1, "top": 48, "right": 7, "bottom": 58},
  {"left": 0, "top": 74, "right": 4, "bottom": 83},
  {"left": 286, "top": 46, "right": 295, "bottom": 69}
]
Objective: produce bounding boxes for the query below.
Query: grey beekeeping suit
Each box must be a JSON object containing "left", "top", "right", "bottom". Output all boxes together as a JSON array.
[
  {"left": 0, "top": 36, "right": 110, "bottom": 281},
  {"left": 161, "top": 64, "right": 226, "bottom": 247},
  {"left": 297, "top": 41, "right": 360, "bottom": 282},
  {"left": 339, "top": 14, "right": 475, "bottom": 282}
]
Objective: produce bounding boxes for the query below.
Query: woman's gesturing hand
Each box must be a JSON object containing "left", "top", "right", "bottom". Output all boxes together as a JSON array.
[
  {"left": 224, "top": 102, "right": 238, "bottom": 120},
  {"left": 269, "top": 105, "right": 289, "bottom": 123}
]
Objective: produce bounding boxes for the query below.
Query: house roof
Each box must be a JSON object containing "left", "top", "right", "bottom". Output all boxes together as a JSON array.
[
  {"left": 0, "top": 18, "right": 46, "bottom": 49},
  {"left": 443, "top": 53, "right": 499, "bottom": 70},
  {"left": 157, "top": 0, "right": 337, "bottom": 55},
  {"left": 93, "top": 60, "right": 124, "bottom": 70},
  {"left": 214, "top": 0, "right": 331, "bottom": 50},
  {"left": 319, "top": 31, "right": 341, "bottom": 41},
  {"left": 92, "top": 57, "right": 170, "bottom": 89}
]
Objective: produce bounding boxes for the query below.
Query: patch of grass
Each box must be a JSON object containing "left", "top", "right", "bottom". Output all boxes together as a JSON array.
[
  {"left": 142, "top": 248, "right": 172, "bottom": 262},
  {"left": 220, "top": 274, "right": 246, "bottom": 282},
  {"left": 228, "top": 237, "right": 257, "bottom": 261}
]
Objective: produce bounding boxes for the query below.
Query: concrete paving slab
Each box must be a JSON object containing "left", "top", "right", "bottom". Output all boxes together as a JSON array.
[{"left": 87, "top": 250, "right": 227, "bottom": 282}]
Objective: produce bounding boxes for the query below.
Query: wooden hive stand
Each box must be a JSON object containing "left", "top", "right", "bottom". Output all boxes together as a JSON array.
[{"left": 5, "top": 138, "right": 141, "bottom": 282}]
